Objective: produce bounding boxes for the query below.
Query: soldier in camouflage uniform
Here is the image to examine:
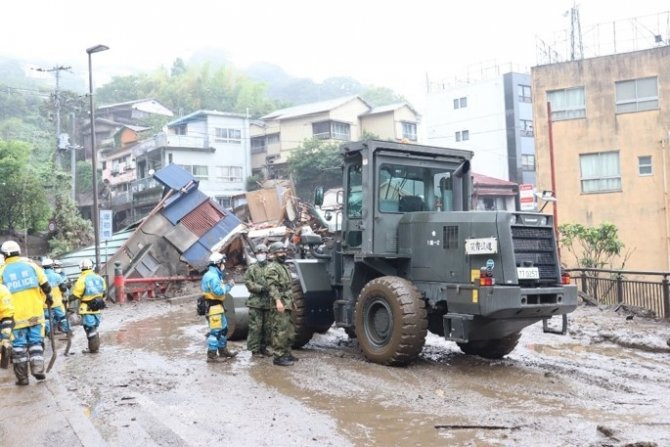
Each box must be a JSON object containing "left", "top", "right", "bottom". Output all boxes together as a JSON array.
[
  {"left": 244, "top": 244, "right": 272, "bottom": 357},
  {"left": 266, "top": 242, "right": 297, "bottom": 366}
]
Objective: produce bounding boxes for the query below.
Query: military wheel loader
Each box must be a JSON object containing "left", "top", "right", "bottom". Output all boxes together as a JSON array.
[{"left": 290, "top": 140, "right": 577, "bottom": 366}]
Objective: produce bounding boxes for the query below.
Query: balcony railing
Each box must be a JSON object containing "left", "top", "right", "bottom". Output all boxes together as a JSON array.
[
  {"left": 130, "top": 177, "right": 161, "bottom": 194},
  {"left": 132, "top": 133, "right": 210, "bottom": 157},
  {"left": 111, "top": 191, "right": 132, "bottom": 206}
]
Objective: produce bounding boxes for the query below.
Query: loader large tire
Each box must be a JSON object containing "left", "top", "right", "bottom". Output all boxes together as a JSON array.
[
  {"left": 291, "top": 280, "right": 315, "bottom": 348},
  {"left": 354, "top": 276, "right": 427, "bottom": 366},
  {"left": 456, "top": 332, "right": 521, "bottom": 359}
]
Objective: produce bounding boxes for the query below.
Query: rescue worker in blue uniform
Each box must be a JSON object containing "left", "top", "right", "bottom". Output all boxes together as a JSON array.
[
  {"left": 71, "top": 259, "right": 106, "bottom": 353},
  {"left": 201, "top": 252, "right": 237, "bottom": 362},
  {"left": 41, "top": 258, "right": 71, "bottom": 336},
  {"left": 0, "top": 240, "right": 53, "bottom": 385}
]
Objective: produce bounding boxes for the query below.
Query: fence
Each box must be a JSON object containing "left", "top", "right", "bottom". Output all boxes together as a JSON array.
[{"left": 566, "top": 268, "right": 670, "bottom": 319}]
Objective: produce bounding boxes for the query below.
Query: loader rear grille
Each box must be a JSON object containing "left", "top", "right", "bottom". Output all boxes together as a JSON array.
[{"left": 511, "top": 226, "right": 559, "bottom": 282}]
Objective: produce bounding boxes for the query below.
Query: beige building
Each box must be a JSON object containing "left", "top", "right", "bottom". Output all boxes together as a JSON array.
[
  {"left": 532, "top": 46, "right": 670, "bottom": 271},
  {"left": 250, "top": 96, "right": 420, "bottom": 173}
]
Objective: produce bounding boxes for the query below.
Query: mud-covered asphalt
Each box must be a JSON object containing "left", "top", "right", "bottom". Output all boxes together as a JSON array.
[{"left": 1, "top": 299, "right": 669, "bottom": 447}]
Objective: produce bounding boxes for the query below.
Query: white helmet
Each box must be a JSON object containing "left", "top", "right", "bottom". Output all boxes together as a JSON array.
[
  {"left": 208, "top": 252, "right": 225, "bottom": 265},
  {"left": 42, "top": 258, "right": 54, "bottom": 268},
  {"left": 79, "top": 258, "right": 94, "bottom": 271},
  {"left": 1, "top": 240, "right": 20, "bottom": 257}
]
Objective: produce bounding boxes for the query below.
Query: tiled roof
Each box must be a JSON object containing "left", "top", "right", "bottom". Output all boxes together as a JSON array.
[{"left": 261, "top": 96, "right": 370, "bottom": 120}]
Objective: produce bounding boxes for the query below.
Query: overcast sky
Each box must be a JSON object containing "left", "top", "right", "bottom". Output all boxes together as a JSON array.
[{"left": 1, "top": 0, "right": 668, "bottom": 106}]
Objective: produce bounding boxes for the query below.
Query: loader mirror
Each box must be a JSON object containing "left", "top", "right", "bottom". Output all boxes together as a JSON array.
[{"left": 314, "top": 186, "right": 324, "bottom": 206}]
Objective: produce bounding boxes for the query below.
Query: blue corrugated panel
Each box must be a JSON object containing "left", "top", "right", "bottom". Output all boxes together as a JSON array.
[
  {"left": 162, "top": 189, "right": 209, "bottom": 225},
  {"left": 182, "top": 240, "right": 210, "bottom": 272},
  {"left": 154, "top": 164, "right": 197, "bottom": 191},
  {"left": 220, "top": 213, "right": 242, "bottom": 233},
  {"left": 198, "top": 220, "right": 230, "bottom": 248}
]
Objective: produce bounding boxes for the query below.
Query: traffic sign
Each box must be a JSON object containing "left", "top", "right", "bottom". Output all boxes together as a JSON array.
[
  {"left": 519, "top": 184, "right": 536, "bottom": 211},
  {"left": 100, "top": 210, "right": 113, "bottom": 241}
]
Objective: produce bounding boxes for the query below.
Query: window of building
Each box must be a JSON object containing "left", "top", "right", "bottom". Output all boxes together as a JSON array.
[
  {"left": 455, "top": 130, "right": 469, "bottom": 142},
  {"left": 580, "top": 151, "right": 621, "bottom": 193},
  {"left": 518, "top": 85, "right": 532, "bottom": 103},
  {"left": 216, "top": 166, "right": 243, "bottom": 182},
  {"left": 521, "top": 154, "right": 535, "bottom": 170},
  {"left": 217, "top": 196, "right": 232, "bottom": 209},
  {"left": 178, "top": 164, "right": 209, "bottom": 180},
  {"left": 616, "top": 77, "right": 658, "bottom": 113},
  {"left": 251, "top": 137, "right": 266, "bottom": 154},
  {"left": 312, "top": 121, "right": 351, "bottom": 141},
  {"left": 638, "top": 155, "right": 652, "bottom": 176},
  {"left": 547, "top": 87, "right": 586, "bottom": 120},
  {"left": 174, "top": 124, "right": 187, "bottom": 135},
  {"left": 402, "top": 122, "right": 417, "bottom": 141},
  {"left": 453, "top": 97, "right": 467, "bottom": 109},
  {"left": 215, "top": 128, "right": 242, "bottom": 144},
  {"left": 267, "top": 133, "right": 280, "bottom": 144},
  {"left": 168, "top": 153, "right": 173, "bottom": 164},
  {"left": 192, "top": 165, "right": 208, "bottom": 180},
  {"left": 520, "top": 119, "right": 534, "bottom": 137}
]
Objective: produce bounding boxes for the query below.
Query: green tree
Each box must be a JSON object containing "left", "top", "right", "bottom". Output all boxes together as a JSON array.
[
  {"left": 287, "top": 138, "right": 342, "bottom": 200},
  {"left": 76, "top": 160, "right": 93, "bottom": 193},
  {"left": 47, "top": 192, "right": 93, "bottom": 256},
  {"left": 0, "top": 139, "right": 50, "bottom": 232},
  {"left": 361, "top": 86, "right": 406, "bottom": 107},
  {"left": 559, "top": 222, "right": 631, "bottom": 269}
]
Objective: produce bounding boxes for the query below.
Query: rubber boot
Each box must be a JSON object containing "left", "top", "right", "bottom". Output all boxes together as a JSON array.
[
  {"left": 218, "top": 347, "right": 238, "bottom": 358},
  {"left": 87, "top": 334, "right": 100, "bottom": 353},
  {"left": 14, "top": 362, "right": 29, "bottom": 386},
  {"left": 30, "top": 358, "right": 46, "bottom": 380},
  {"left": 286, "top": 353, "right": 299, "bottom": 362},
  {"left": 207, "top": 350, "right": 224, "bottom": 363},
  {"left": 260, "top": 347, "right": 273, "bottom": 357},
  {"left": 273, "top": 356, "right": 294, "bottom": 367}
]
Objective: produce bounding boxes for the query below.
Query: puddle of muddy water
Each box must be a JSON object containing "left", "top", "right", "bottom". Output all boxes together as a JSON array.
[{"left": 96, "top": 302, "right": 670, "bottom": 446}]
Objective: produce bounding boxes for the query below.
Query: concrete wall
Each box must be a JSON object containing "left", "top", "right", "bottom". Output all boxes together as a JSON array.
[{"left": 532, "top": 46, "right": 670, "bottom": 270}]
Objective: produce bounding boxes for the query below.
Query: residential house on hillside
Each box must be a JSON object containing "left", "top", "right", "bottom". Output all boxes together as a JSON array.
[
  {"left": 99, "top": 125, "right": 148, "bottom": 228},
  {"left": 471, "top": 173, "right": 518, "bottom": 211},
  {"left": 96, "top": 99, "right": 174, "bottom": 126},
  {"left": 532, "top": 45, "right": 670, "bottom": 271},
  {"left": 102, "top": 110, "right": 251, "bottom": 227},
  {"left": 250, "top": 95, "right": 421, "bottom": 175},
  {"left": 425, "top": 70, "right": 535, "bottom": 184}
]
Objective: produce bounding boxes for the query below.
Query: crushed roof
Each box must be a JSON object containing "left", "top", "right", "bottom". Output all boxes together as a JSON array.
[{"left": 261, "top": 95, "right": 370, "bottom": 120}]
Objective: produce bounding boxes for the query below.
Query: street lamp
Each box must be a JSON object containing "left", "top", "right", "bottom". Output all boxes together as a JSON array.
[{"left": 86, "top": 44, "right": 109, "bottom": 273}]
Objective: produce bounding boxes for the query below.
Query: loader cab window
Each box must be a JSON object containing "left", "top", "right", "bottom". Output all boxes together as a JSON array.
[
  {"left": 378, "top": 163, "right": 455, "bottom": 213},
  {"left": 347, "top": 162, "right": 363, "bottom": 218}
]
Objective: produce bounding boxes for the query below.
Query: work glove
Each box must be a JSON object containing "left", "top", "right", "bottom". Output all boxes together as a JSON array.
[
  {"left": 45, "top": 294, "right": 54, "bottom": 307},
  {"left": 0, "top": 318, "right": 14, "bottom": 340}
]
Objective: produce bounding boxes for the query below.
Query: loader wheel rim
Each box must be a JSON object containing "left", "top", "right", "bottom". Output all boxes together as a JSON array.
[{"left": 364, "top": 297, "right": 393, "bottom": 347}]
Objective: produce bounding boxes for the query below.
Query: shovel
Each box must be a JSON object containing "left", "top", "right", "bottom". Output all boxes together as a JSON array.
[{"left": 46, "top": 302, "right": 57, "bottom": 373}]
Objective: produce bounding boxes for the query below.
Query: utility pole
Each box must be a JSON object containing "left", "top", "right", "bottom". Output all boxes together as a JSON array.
[{"left": 33, "top": 65, "right": 72, "bottom": 168}]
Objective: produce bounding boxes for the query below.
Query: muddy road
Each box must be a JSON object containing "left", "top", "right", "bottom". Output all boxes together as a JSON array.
[{"left": 2, "top": 299, "right": 669, "bottom": 447}]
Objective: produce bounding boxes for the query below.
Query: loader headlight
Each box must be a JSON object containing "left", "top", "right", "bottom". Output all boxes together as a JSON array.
[{"left": 539, "top": 216, "right": 548, "bottom": 226}]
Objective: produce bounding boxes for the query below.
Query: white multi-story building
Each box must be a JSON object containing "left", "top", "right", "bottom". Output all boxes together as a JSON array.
[
  {"left": 424, "top": 72, "right": 536, "bottom": 185},
  {"left": 102, "top": 110, "right": 252, "bottom": 225}
]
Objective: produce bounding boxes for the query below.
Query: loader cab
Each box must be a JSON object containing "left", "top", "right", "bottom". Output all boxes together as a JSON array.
[{"left": 340, "top": 140, "right": 473, "bottom": 256}]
